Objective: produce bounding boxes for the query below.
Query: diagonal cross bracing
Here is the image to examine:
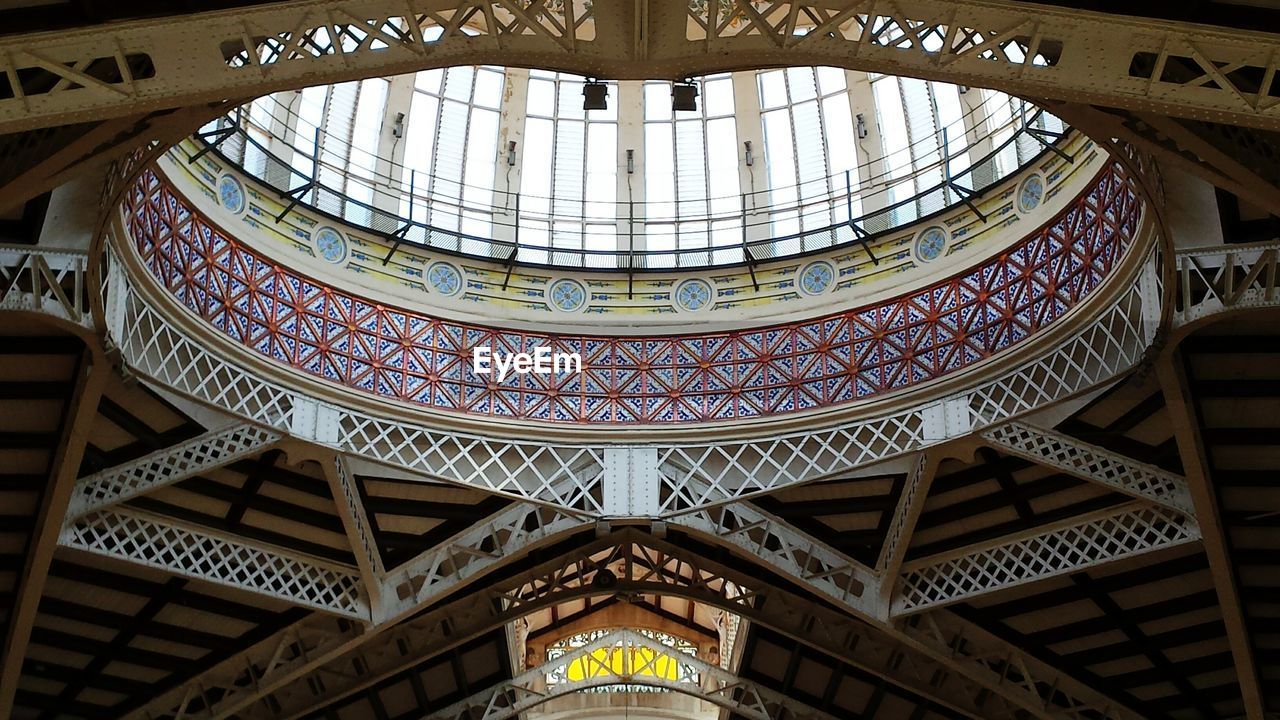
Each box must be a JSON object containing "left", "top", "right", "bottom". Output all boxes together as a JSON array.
[
  {"left": 981, "top": 420, "right": 1194, "bottom": 513},
  {"left": 66, "top": 422, "right": 280, "bottom": 520}
]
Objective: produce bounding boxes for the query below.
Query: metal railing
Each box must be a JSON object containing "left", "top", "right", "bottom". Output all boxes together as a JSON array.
[{"left": 194, "top": 100, "right": 1070, "bottom": 272}]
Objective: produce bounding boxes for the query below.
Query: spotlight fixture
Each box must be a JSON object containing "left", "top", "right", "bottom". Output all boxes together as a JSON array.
[
  {"left": 506, "top": 141, "right": 517, "bottom": 166},
  {"left": 856, "top": 113, "right": 868, "bottom": 139},
  {"left": 743, "top": 140, "right": 754, "bottom": 166},
  {"left": 582, "top": 79, "right": 609, "bottom": 110},
  {"left": 672, "top": 80, "right": 699, "bottom": 112}
]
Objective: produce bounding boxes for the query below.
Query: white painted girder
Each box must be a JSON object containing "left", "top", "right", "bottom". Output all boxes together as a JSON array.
[
  {"left": 2, "top": 0, "right": 1280, "bottom": 135},
  {"left": 66, "top": 422, "right": 281, "bottom": 520},
  {"left": 1174, "top": 240, "right": 1280, "bottom": 330},
  {"left": 59, "top": 505, "right": 369, "bottom": 618},
  {"left": 894, "top": 501, "right": 1201, "bottom": 615},
  {"left": 981, "top": 420, "right": 1194, "bottom": 513}
]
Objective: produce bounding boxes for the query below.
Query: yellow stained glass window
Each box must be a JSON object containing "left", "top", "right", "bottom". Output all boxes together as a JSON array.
[{"left": 563, "top": 646, "right": 683, "bottom": 682}]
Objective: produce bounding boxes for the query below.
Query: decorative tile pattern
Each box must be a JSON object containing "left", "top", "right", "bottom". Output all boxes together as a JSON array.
[
  {"left": 218, "top": 174, "right": 244, "bottom": 214},
  {"left": 549, "top": 279, "right": 586, "bottom": 312},
  {"left": 798, "top": 261, "right": 834, "bottom": 296},
  {"left": 676, "top": 279, "right": 712, "bottom": 311},
  {"left": 315, "top": 227, "right": 347, "bottom": 264},
  {"left": 428, "top": 262, "right": 462, "bottom": 296},
  {"left": 1019, "top": 174, "right": 1045, "bottom": 213},
  {"left": 124, "top": 163, "right": 1140, "bottom": 425},
  {"left": 914, "top": 227, "right": 947, "bottom": 263}
]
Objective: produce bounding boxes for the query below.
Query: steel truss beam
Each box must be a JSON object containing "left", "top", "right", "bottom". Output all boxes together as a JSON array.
[
  {"left": 0, "top": 244, "right": 91, "bottom": 329},
  {"left": 58, "top": 505, "right": 368, "bottom": 618},
  {"left": 322, "top": 454, "right": 385, "bottom": 611},
  {"left": 0, "top": 347, "right": 106, "bottom": 717},
  {"left": 2, "top": 1, "right": 1280, "bottom": 135},
  {"left": 981, "top": 420, "right": 1193, "bottom": 513},
  {"left": 119, "top": 500, "right": 592, "bottom": 720},
  {"left": 244, "top": 526, "right": 1144, "bottom": 720},
  {"left": 104, "top": 238, "right": 1157, "bottom": 514},
  {"left": 670, "top": 499, "right": 1145, "bottom": 719},
  {"left": 425, "top": 628, "right": 837, "bottom": 720},
  {"left": 242, "top": 533, "right": 997, "bottom": 720},
  {"left": 1158, "top": 353, "right": 1265, "bottom": 720},
  {"left": 876, "top": 451, "right": 938, "bottom": 608},
  {"left": 894, "top": 501, "right": 1201, "bottom": 615},
  {"left": 1174, "top": 240, "right": 1280, "bottom": 330},
  {"left": 67, "top": 422, "right": 280, "bottom": 520}
]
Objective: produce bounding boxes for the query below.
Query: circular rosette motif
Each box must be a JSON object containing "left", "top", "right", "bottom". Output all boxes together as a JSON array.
[
  {"left": 914, "top": 226, "right": 947, "bottom": 263},
  {"left": 428, "top": 262, "right": 462, "bottom": 296},
  {"left": 798, "top": 261, "right": 835, "bottom": 296},
  {"left": 675, "top": 279, "right": 713, "bottom": 311},
  {"left": 1019, "top": 173, "right": 1046, "bottom": 213},
  {"left": 314, "top": 227, "right": 348, "bottom": 264},
  {"left": 217, "top": 174, "right": 245, "bottom": 214},
  {"left": 549, "top": 279, "right": 587, "bottom": 312}
]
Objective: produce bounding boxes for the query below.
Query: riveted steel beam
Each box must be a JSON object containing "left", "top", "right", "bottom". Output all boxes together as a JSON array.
[{"left": 2, "top": 1, "right": 1280, "bottom": 135}]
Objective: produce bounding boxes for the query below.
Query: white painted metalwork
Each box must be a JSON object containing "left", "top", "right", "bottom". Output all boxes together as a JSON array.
[
  {"left": 377, "top": 500, "right": 592, "bottom": 623},
  {"left": 894, "top": 502, "right": 1201, "bottom": 615},
  {"left": 981, "top": 420, "right": 1194, "bottom": 513},
  {"left": 424, "top": 628, "right": 837, "bottom": 720},
  {"left": 1174, "top": 240, "right": 1280, "bottom": 329},
  {"left": 59, "top": 506, "right": 367, "bottom": 618},
  {"left": 2, "top": 1, "right": 1279, "bottom": 134},
  {"left": 254, "top": 533, "right": 991, "bottom": 720},
  {"left": 668, "top": 498, "right": 880, "bottom": 618},
  {"left": 66, "top": 423, "right": 280, "bottom": 520},
  {"left": 876, "top": 451, "right": 936, "bottom": 610},
  {"left": 119, "top": 499, "right": 593, "bottom": 720},
  {"left": 0, "top": 244, "right": 91, "bottom": 328},
  {"left": 324, "top": 454, "right": 385, "bottom": 611}
]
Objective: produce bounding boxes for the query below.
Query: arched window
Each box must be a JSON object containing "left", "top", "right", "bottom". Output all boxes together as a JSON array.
[{"left": 545, "top": 629, "right": 700, "bottom": 692}]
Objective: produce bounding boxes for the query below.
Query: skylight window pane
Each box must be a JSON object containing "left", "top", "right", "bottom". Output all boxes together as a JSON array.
[
  {"left": 786, "top": 67, "right": 817, "bottom": 102},
  {"left": 703, "top": 78, "right": 734, "bottom": 116},
  {"left": 443, "top": 66, "right": 474, "bottom": 101},
  {"left": 350, "top": 79, "right": 387, "bottom": 177},
  {"left": 644, "top": 82, "right": 671, "bottom": 121},
  {"left": 815, "top": 66, "right": 846, "bottom": 95},
  {"left": 757, "top": 71, "right": 787, "bottom": 109},
  {"left": 527, "top": 78, "right": 555, "bottom": 117},
  {"left": 521, "top": 118, "right": 554, "bottom": 216},
  {"left": 644, "top": 123, "right": 675, "bottom": 223},
  {"left": 414, "top": 68, "right": 443, "bottom": 94},
  {"left": 473, "top": 69, "right": 504, "bottom": 109}
]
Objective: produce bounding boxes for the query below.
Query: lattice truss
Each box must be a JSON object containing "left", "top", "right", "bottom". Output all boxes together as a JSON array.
[
  {"left": 895, "top": 502, "right": 1200, "bottom": 614},
  {"left": 67, "top": 423, "right": 280, "bottom": 519},
  {"left": 1174, "top": 240, "right": 1280, "bottom": 328},
  {"left": 426, "top": 629, "right": 835, "bottom": 720},
  {"left": 122, "top": 164, "right": 1138, "bottom": 425},
  {"left": 982, "top": 421, "right": 1193, "bottom": 512},
  {"left": 0, "top": 244, "right": 91, "bottom": 328},
  {"left": 2, "top": 0, "right": 1280, "bottom": 134},
  {"left": 59, "top": 506, "right": 367, "bottom": 618},
  {"left": 184, "top": 528, "right": 1144, "bottom": 720}
]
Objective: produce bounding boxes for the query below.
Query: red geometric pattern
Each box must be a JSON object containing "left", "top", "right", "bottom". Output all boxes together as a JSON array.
[{"left": 122, "top": 163, "right": 1140, "bottom": 425}]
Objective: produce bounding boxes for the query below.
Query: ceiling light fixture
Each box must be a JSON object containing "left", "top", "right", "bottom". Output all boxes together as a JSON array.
[
  {"left": 672, "top": 80, "right": 699, "bottom": 112},
  {"left": 582, "top": 79, "right": 609, "bottom": 110}
]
